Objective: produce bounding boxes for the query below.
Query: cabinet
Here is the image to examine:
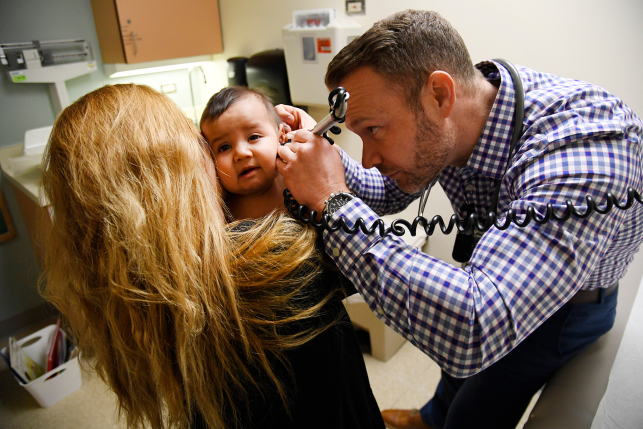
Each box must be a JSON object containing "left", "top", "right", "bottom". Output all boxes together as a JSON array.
[{"left": 90, "top": 0, "right": 223, "bottom": 64}]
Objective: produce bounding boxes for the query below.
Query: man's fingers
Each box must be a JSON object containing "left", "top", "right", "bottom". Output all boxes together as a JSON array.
[
  {"left": 275, "top": 104, "right": 295, "bottom": 125},
  {"left": 277, "top": 145, "right": 294, "bottom": 163},
  {"left": 290, "top": 129, "right": 316, "bottom": 144},
  {"left": 274, "top": 104, "right": 318, "bottom": 130},
  {"left": 275, "top": 157, "right": 286, "bottom": 174},
  {"left": 281, "top": 140, "right": 306, "bottom": 155}
]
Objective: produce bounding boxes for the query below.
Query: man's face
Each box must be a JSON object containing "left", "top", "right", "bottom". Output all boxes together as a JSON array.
[
  {"left": 340, "top": 67, "right": 454, "bottom": 193},
  {"left": 201, "top": 97, "right": 284, "bottom": 197}
]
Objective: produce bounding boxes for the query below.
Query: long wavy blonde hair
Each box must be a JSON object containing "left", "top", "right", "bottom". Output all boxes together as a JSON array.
[{"left": 41, "top": 84, "right": 335, "bottom": 429}]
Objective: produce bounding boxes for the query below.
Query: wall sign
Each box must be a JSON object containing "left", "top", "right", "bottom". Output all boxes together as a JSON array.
[{"left": 317, "top": 38, "right": 332, "bottom": 53}]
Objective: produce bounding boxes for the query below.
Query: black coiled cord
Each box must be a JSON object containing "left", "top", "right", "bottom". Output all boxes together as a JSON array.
[{"left": 283, "top": 188, "right": 643, "bottom": 237}]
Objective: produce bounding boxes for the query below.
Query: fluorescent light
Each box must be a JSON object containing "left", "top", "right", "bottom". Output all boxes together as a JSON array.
[
  {"left": 108, "top": 61, "right": 204, "bottom": 78},
  {"left": 103, "top": 55, "right": 213, "bottom": 78}
]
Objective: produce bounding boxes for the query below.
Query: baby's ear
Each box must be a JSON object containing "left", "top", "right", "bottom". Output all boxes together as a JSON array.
[{"left": 278, "top": 124, "right": 287, "bottom": 144}]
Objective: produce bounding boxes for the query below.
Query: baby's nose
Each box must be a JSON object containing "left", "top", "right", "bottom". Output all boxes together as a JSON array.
[{"left": 234, "top": 144, "right": 253, "bottom": 160}]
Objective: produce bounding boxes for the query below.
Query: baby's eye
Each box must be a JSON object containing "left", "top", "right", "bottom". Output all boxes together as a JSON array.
[
  {"left": 368, "top": 126, "right": 380, "bottom": 136},
  {"left": 217, "top": 143, "right": 231, "bottom": 153},
  {"left": 248, "top": 134, "right": 261, "bottom": 142}
]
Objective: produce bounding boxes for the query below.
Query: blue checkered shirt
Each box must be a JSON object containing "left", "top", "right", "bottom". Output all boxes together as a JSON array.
[{"left": 325, "top": 61, "right": 643, "bottom": 377}]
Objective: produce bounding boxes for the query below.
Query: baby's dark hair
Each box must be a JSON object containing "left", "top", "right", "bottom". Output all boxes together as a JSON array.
[{"left": 200, "top": 86, "right": 282, "bottom": 129}]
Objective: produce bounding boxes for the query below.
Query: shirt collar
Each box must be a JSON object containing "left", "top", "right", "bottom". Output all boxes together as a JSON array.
[{"left": 465, "top": 60, "right": 518, "bottom": 180}]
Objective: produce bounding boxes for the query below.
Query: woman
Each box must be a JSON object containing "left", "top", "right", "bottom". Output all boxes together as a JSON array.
[{"left": 41, "top": 84, "right": 383, "bottom": 429}]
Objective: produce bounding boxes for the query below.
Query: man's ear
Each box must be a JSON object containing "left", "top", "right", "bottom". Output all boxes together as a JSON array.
[
  {"left": 278, "top": 123, "right": 287, "bottom": 143},
  {"left": 421, "top": 71, "right": 456, "bottom": 120}
]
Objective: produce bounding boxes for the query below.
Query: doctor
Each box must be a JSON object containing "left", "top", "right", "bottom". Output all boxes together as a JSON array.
[{"left": 276, "top": 9, "right": 643, "bottom": 429}]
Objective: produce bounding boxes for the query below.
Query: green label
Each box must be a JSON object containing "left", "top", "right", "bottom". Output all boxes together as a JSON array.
[{"left": 12, "top": 75, "right": 27, "bottom": 82}]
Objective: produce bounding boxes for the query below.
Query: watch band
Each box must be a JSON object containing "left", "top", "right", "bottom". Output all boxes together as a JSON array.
[{"left": 323, "top": 191, "right": 355, "bottom": 216}]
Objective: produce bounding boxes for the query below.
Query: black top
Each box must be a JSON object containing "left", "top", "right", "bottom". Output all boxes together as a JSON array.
[{"left": 193, "top": 250, "right": 384, "bottom": 428}]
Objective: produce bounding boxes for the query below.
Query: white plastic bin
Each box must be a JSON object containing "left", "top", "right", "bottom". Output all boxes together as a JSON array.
[{"left": 1, "top": 324, "right": 83, "bottom": 407}]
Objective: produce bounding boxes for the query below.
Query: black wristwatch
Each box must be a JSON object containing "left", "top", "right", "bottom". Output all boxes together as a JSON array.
[{"left": 323, "top": 191, "right": 355, "bottom": 216}]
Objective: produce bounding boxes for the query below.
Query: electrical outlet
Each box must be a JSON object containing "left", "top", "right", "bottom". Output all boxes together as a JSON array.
[
  {"left": 161, "top": 83, "right": 177, "bottom": 94},
  {"left": 346, "top": 0, "right": 365, "bottom": 14}
]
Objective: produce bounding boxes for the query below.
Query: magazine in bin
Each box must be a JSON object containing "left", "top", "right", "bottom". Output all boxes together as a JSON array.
[
  {"left": 1, "top": 323, "right": 83, "bottom": 407},
  {"left": 46, "top": 318, "right": 67, "bottom": 375}
]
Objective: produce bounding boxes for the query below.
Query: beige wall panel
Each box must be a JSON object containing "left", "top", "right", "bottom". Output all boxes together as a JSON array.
[{"left": 114, "top": 0, "right": 223, "bottom": 63}]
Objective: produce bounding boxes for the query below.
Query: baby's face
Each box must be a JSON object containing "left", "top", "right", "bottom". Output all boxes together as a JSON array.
[{"left": 202, "top": 97, "right": 284, "bottom": 197}]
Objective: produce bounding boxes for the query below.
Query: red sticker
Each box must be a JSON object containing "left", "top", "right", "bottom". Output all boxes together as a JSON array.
[{"left": 317, "top": 38, "right": 332, "bottom": 53}]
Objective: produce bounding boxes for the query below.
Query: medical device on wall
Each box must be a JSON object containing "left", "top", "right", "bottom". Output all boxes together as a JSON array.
[
  {"left": 282, "top": 9, "right": 361, "bottom": 107},
  {"left": 283, "top": 60, "right": 643, "bottom": 262},
  {"left": 0, "top": 38, "right": 97, "bottom": 115}
]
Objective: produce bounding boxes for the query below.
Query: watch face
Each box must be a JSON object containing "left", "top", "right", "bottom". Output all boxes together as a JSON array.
[{"left": 326, "top": 193, "right": 353, "bottom": 215}]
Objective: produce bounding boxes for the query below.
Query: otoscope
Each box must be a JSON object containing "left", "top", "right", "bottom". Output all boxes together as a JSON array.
[{"left": 311, "top": 87, "right": 350, "bottom": 143}]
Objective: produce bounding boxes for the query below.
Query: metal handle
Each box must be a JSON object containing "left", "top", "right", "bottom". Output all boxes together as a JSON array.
[
  {"left": 312, "top": 114, "right": 339, "bottom": 136},
  {"left": 418, "top": 185, "right": 430, "bottom": 218},
  {"left": 132, "top": 32, "right": 138, "bottom": 55}
]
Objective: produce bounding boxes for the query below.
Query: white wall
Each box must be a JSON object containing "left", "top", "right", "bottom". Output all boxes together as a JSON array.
[{"left": 215, "top": 0, "right": 643, "bottom": 264}]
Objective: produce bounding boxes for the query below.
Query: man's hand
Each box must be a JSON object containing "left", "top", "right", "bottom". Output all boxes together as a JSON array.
[
  {"left": 275, "top": 105, "right": 317, "bottom": 132},
  {"left": 277, "top": 129, "right": 350, "bottom": 214}
]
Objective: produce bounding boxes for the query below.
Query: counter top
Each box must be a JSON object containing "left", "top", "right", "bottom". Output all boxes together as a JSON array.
[{"left": 0, "top": 144, "right": 47, "bottom": 206}]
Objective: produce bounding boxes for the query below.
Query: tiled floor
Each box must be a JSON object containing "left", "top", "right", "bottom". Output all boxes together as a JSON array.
[
  {"left": 0, "top": 359, "right": 128, "bottom": 429},
  {"left": 365, "top": 341, "right": 540, "bottom": 428},
  {"left": 363, "top": 340, "right": 442, "bottom": 411},
  {"left": 0, "top": 323, "right": 536, "bottom": 429}
]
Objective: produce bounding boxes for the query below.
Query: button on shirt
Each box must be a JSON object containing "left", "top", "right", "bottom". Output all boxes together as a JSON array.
[{"left": 324, "top": 61, "right": 643, "bottom": 378}]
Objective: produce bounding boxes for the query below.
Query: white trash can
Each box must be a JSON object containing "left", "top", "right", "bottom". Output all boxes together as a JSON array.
[{"left": 1, "top": 324, "right": 83, "bottom": 407}]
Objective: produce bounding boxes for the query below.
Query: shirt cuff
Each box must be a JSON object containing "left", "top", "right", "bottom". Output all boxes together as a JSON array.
[{"left": 322, "top": 197, "right": 386, "bottom": 270}]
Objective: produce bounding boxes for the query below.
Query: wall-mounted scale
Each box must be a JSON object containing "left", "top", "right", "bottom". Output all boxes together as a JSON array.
[
  {"left": 1, "top": 39, "right": 97, "bottom": 116},
  {"left": 1, "top": 39, "right": 97, "bottom": 160}
]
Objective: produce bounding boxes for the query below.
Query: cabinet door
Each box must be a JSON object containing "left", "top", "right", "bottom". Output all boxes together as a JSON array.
[{"left": 115, "top": 0, "right": 223, "bottom": 63}]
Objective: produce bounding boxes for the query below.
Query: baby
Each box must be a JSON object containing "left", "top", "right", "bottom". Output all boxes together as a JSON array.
[
  {"left": 200, "top": 87, "right": 289, "bottom": 220},
  {"left": 199, "top": 87, "right": 386, "bottom": 428}
]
